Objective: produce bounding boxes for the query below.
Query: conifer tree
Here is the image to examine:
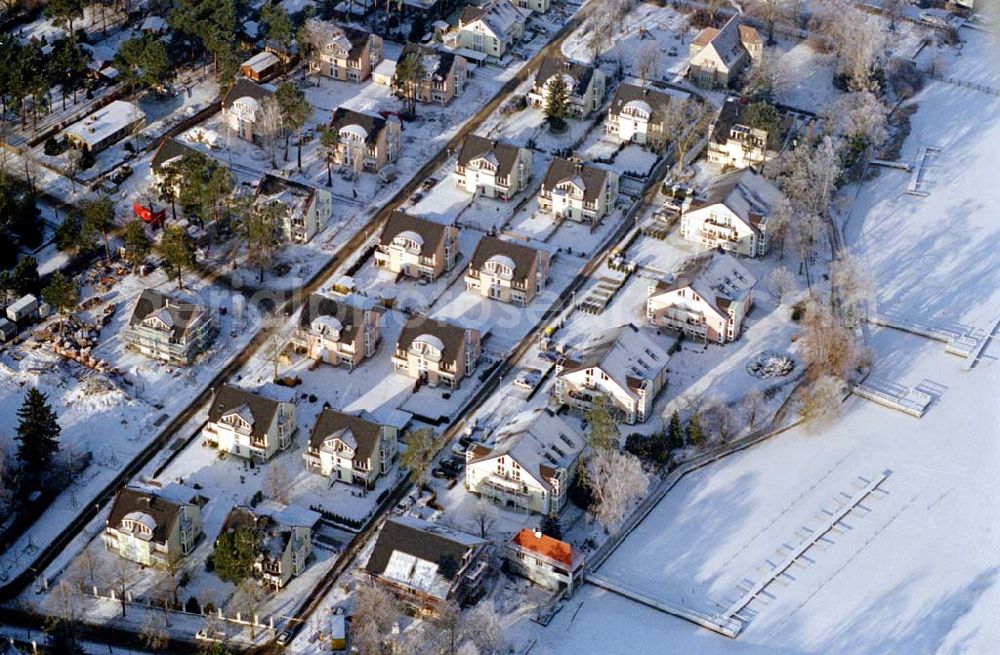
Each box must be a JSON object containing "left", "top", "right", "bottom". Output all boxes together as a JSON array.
[
  {"left": 667, "top": 410, "right": 684, "bottom": 450},
  {"left": 16, "top": 388, "right": 61, "bottom": 484},
  {"left": 685, "top": 412, "right": 704, "bottom": 447}
]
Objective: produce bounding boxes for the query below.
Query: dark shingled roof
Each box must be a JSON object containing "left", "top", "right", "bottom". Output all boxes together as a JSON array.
[
  {"left": 330, "top": 107, "right": 390, "bottom": 145},
  {"left": 299, "top": 294, "right": 371, "bottom": 346},
  {"left": 541, "top": 157, "right": 610, "bottom": 205},
  {"left": 222, "top": 78, "right": 274, "bottom": 110},
  {"left": 608, "top": 83, "right": 673, "bottom": 124},
  {"left": 218, "top": 506, "right": 291, "bottom": 566},
  {"left": 400, "top": 43, "right": 459, "bottom": 81},
  {"left": 395, "top": 316, "right": 474, "bottom": 366},
  {"left": 207, "top": 385, "right": 283, "bottom": 442},
  {"left": 309, "top": 408, "right": 382, "bottom": 461},
  {"left": 150, "top": 137, "right": 201, "bottom": 173},
  {"left": 255, "top": 172, "right": 318, "bottom": 202},
  {"left": 365, "top": 517, "right": 484, "bottom": 582},
  {"left": 468, "top": 235, "right": 542, "bottom": 285},
  {"left": 378, "top": 211, "right": 452, "bottom": 254},
  {"left": 535, "top": 56, "right": 596, "bottom": 96},
  {"left": 456, "top": 135, "right": 523, "bottom": 179},
  {"left": 340, "top": 26, "right": 375, "bottom": 61},
  {"left": 106, "top": 487, "right": 185, "bottom": 545},
  {"left": 128, "top": 289, "right": 204, "bottom": 341},
  {"left": 710, "top": 98, "right": 785, "bottom": 151}
]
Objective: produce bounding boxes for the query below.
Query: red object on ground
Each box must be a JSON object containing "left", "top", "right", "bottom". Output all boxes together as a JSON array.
[{"left": 133, "top": 203, "right": 166, "bottom": 225}]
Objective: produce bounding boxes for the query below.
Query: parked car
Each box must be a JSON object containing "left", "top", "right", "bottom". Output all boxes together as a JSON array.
[
  {"left": 441, "top": 457, "right": 465, "bottom": 474},
  {"left": 432, "top": 467, "right": 455, "bottom": 480},
  {"left": 276, "top": 630, "right": 293, "bottom": 646},
  {"left": 513, "top": 367, "right": 542, "bottom": 390}
]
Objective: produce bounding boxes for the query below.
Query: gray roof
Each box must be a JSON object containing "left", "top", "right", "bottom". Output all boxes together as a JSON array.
[
  {"left": 535, "top": 56, "right": 596, "bottom": 96},
  {"left": 207, "top": 385, "right": 284, "bottom": 442},
  {"left": 365, "top": 516, "right": 484, "bottom": 582},
  {"left": 468, "top": 235, "right": 542, "bottom": 285},
  {"left": 541, "top": 157, "right": 610, "bottom": 205},
  {"left": 127, "top": 289, "right": 205, "bottom": 341},
  {"left": 222, "top": 78, "right": 274, "bottom": 110},
  {"left": 309, "top": 408, "right": 383, "bottom": 462},
  {"left": 456, "top": 135, "right": 523, "bottom": 179},
  {"left": 400, "top": 43, "right": 460, "bottom": 81}
]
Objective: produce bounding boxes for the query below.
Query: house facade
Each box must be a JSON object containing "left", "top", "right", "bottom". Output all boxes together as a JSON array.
[
  {"left": 103, "top": 486, "right": 204, "bottom": 569},
  {"left": 254, "top": 174, "right": 333, "bottom": 244},
  {"left": 307, "top": 20, "right": 383, "bottom": 82},
  {"left": 647, "top": 252, "right": 757, "bottom": 343},
  {"left": 292, "top": 293, "right": 381, "bottom": 369},
  {"left": 505, "top": 529, "right": 583, "bottom": 592},
  {"left": 457, "top": 0, "right": 526, "bottom": 60},
  {"left": 464, "top": 235, "right": 550, "bottom": 305},
  {"left": 304, "top": 408, "right": 398, "bottom": 487},
  {"left": 392, "top": 317, "right": 481, "bottom": 388},
  {"left": 688, "top": 16, "right": 763, "bottom": 89},
  {"left": 216, "top": 504, "right": 319, "bottom": 589},
  {"left": 706, "top": 97, "right": 786, "bottom": 169},
  {"left": 527, "top": 57, "right": 606, "bottom": 118},
  {"left": 513, "top": 0, "right": 549, "bottom": 13},
  {"left": 397, "top": 44, "right": 467, "bottom": 105},
  {"left": 680, "top": 168, "right": 784, "bottom": 257},
  {"left": 62, "top": 100, "right": 145, "bottom": 153},
  {"left": 222, "top": 79, "right": 277, "bottom": 144},
  {"left": 375, "top": 211, "right": 459, "bottom": 280},
  {"left": 122, "top": 289, "right": 216, "bottom": 366},
  {"left": 365, "top": 516, "right": 490, "bottom": 615},
  {"left": 329, "top": 108, "right": 401, "bottom": 174},
  {"left": 604, "top": 83, "right": 675, "bottom": 150},
  {"left": 464, "top": 408, "right": 584, "bottom": 515},
  {"left": 539, "top": 157, "right": 619, "bottom": 224},
  {"left": 454, "top": 135, "right": 533, "bottom": 200},
  {"left": 553, "top": 324, "right": 669, "bottom": 424},
  {"left": 205, "top": 385, "right": 296, "bottom": 462}
]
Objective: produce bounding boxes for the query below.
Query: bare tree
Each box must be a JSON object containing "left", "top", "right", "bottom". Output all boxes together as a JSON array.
[
  {"left": 823, "top": 91, "right": 889, "bottom": 150},
  {"left": 743, "top": 388, "right": 766, "bottom": 432},
  {"left": 663, "top": 99, "right": 709, "bottom": 174},
  {"left": 767, "top": 266, "right": 795, "bottom": 304},
  {"left": 778, "top": 136, "right": 843, "bottom": 216},
  {"left": 815, "top": 2, "right": 885, "bottom": 91},
  {"left": 883, "top": 0, "right": 906, "bottom": 31},
  {"left": 45, "top": 580, "right": 82, "bottom": 624},
  {"left": 748, "top": 0, "right": 793, "bottom": 43},
  {"left": 353, "top": 584, "right": 401, "bottom": 655},
  {"left": 800, "top": 373, "right": 845, "bottom": 428},
  {"left": 462, "top": 601, "right": 508, "bottom": 655},
  {"left": 469, "top": 499, "right": 499, "bottom": 539},
  {"left": 140, "top": 614, "right": 170, "bottom": 653},
  {"left": 585, "top": 449, "right": 648, "bottom": 532},
  {"left": 257, "top": 97, "right": 284, "bottom": 169},
  {"left": 228, "top": 578, "right": 268, "bottom": 640},
  {"left": 107, "top": 555, "right": 138, "bottom": 617},
  {"left": 706, "top": 402, "right": 737, "bottom": 442},
  {"left": 635, "top": 42, "right": 659, "bottom": 85},
  {"left": 830, "top": 254, "right": 873, "bottom": 321},
  {"left": 743, "top": 49, "right": 791, "bottom": 102},
  {"left": 797, "top": 300, "right": 867, "bottom": 381},
  {"left": 264, "top": 461, "right": 291, "bottom": 504}
]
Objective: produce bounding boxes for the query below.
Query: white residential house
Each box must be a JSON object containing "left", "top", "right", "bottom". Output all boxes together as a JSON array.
[
  {"left": 304, "top": 409, "right": 398, "bottom": 487},
  {"left": 464, "top": 235, "right": 551, "bottom": 305},
  {"left": 291, "top": 293, "right": 382, "bottom": 368},
  {"left": 204, "top": 384, "right": 297, "bottom": 462},
  {"left": 707, "top": 97, "right": 788, "bottom": 169},
  {"left": 222, "top": 78, "right": 277, "bottom": 144},
  {"left": 688, "top": 15, "right": 763, "bottom": 89},
  {"left": 527, "top": 57, "right": 606, "bottom": 118},
  {"left": 454, "top": 135, "right": 533, "bottom": 200},
  {"left": 553, "top": 324, "right": 669, "bottom": 424},
  {"left": 604, "top": 83, "right": 677, "bottom": 150},
  {"left": 306, "top": 20, "right": 383, "bottom": 81},
  {"left": 392, "top": 317, "right": 481, "bottom": 388},
  {"left": 122, "top": 289, "right": 217, "bottom": 366},
  {"left": 512, "top": 0, "right": 549, "bottom": 13},
  {"left": 253, "top": 174, "right": 332, "bottom": 244},
  {"left": 646, "top": 252, "right": 757, "bottom": 343},
  {"left": 216, "top": 504, "right": 319, "bottom": 589},
  {"left": 465, "top": 408, "right": 584, "bottom": 515},
  {"left": 103, "top": 485, "right": 204, "bottom": 569},
  {"left": 539, "top": 157, "right": 619, "bottom": 225},
  {"left": 505, "top": 528, "right": 584, "bottom": 592},
  {"left": 375, "top": 211, "right": 460, "bottom": 280},
  {"left": 680, "top": 168, "right": 785, "bottom": 258},
  {"left": 457, "top": 0, "right": 527, "bottom": 60},
  {"left": 329, "top": 107, "right": 401, "bottom": 173}
]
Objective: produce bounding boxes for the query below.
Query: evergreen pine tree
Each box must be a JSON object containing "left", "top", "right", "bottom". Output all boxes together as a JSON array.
[
  {"left": 45, "top": 619, "right": 86, "bottom": 655},
  {"left": 544, "top": 75, "right": 570, "bottom": 128},
  {"left": 584, "top": 395, "right": 618, "bottom": 451},
  {"left": 685, "top": 412, "right": 703, "bottom": 447},
  {"left": 16, "top": 388, "right": 61, "bottom": 484},
  {"left": 541, "top": 513, "right": 563, "bottom": 540},
  {"left": 667, "top": 411, "right": 684, "bottom": 450}
]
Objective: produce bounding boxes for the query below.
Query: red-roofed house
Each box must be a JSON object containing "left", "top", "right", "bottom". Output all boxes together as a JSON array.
[{"left": 505, "top": 528, "right": 583, "bottom": 592}]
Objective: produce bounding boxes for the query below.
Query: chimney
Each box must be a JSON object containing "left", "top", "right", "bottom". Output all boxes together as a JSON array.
[{"left": 534, "top": 528, "right": 543, "bottom": 539}]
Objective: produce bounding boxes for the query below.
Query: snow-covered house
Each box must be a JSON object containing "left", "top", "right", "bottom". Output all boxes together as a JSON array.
[
  {"left": 553, "top": 324, "right": 669, "bottom": 424},
  {"left": 222, "top": 79, "right": 276, "bottom": 145},
  {"left": 505, "top": 528, "right": 584, "bottom": 592},
  {"left": 688, "top": 15, "right": 763, "bottom": 89},
  {"left": 707, "top": 97, "right": 788, "bottom": 169},
  {"left": 304, "top": 408, "right": 399, "bottom": 487},
  {"left": 308, "top": 21, "right": 383, "bottom": 82},
  {"left": 103, "top": 486, "right": 204, "bottom": 569},
  {"left": 240, "top": 51, "right": 281, "bottom": 82},
  {"left": 375, "top": 211, "right": 459, "bottom": 280},
  {"left": 456, "top": 0, "right": 526, "bottom": 60},
  {"left": 646, "top": 252, "right": 757, "bottom": 343},
  {"left": 149, "top": 137, "right": 201, "bottom": 189},
  {"left": 329, "top": 107, "right": 401, "bottom": 173},
  {"left": 291, "top": 293, "right": 381, "bottom": 369},
  {"left": 680, "top": 168, "right": 784, "bottom": 257},
  {"left": 62, "top": 100, "right": 145, "bottom": 153},
  {"left": 205, "top": 384, "right": 297, "bottom": 462},
  {"left": 391, "top": 316, "right": 481, "bottom": 388},
  {"left": 253, "top": 174, "right": 332, "bottom": 244},
  {"left": 539, "top": 157, "right": 619, "bottom": 225},
  {"left": 604, "top": 83, "right": 674, "bottom": 150},
  {"left": 464, "top": 235, "right": 550, "bottom": 305},
  {"left": 527, "top": 57, "right": 606, "bottom": 118},
  {"left": 365, "top": 516, "right": 490, "bottom": 615},
  {"left": 454, "top": 135, "right": 533, "bottom": 200},
  {"left": 122, "top": 289, "right": 217, "bottom": 366},
  {"left": 513, "top": 0, "right": 548, "bottom": 13},
  {"left": 464, "top": 407, "right": 584, "bottom": 515},
  {"left": 216, "top": 504, "right": 319, "bottom": 589},
  {"left": 397, "top": 44, "right": 467, "bottom": 105}
]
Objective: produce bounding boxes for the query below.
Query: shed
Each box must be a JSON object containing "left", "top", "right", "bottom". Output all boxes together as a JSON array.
[
  {"left": 6, "top": 294, "right": 39, "bottom": 323},
  {"left": 329, "top": 614, "right": 347, "bottom": 650},
  {"left": 0, "top": 318, "right": 16, "bottom": 342}
]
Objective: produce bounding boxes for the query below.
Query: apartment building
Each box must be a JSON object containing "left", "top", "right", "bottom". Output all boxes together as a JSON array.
[
  {"left": 122, "top": 289, "right": 216, "bottom": 366},
  {"left": 391, "top": 317, "right": 481, "bottom": 388}
]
